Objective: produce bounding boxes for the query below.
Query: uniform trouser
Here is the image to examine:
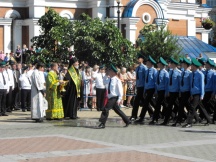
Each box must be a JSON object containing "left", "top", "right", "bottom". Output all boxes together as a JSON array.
[
  {"left": 152, "top": 90, "right": 165, "bottom": 121},
  {"left": 176, "top": 91, "right": 190, "bottom": 123},
  {"left": 131, "top": 87, "right": 144, "bottom": 119},
  {"left": 200, "top": 91, "right": 213, "bottom": 118},
  {"left": 187, "top": 94, "right": 201, "bottom": 124},
  {"left": 12, "top": 86, "right": 19, "bottom": 108},
  {"left": 21, "top": 89, "right": 31, "bottom": 110},
  {"left": 99, "top": 97, "right": 129, "bottom": 125},
  {"left": 139, "top": 88, "right": 155, "bottom": 119},
  {"left": 0, "top": 89, "right": 7, "bottom": 115},
  {"left": 198, "top": 93, "right": 212, "bottom": 123},
  {"left": 6, "top": 86, "right": 12, "bottom": 111},
  {"left": 96, "top": 88, "right": 106, "bottom": 110},
  {"left": 164, "top": 92, "right": 179, "bottom": 123}
]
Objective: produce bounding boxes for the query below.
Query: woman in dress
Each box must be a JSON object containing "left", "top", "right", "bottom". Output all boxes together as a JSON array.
[
  {"left": 119, "top": 67, "right": 128, "bottom": 108},
  {"left": 91, "top": 65, "right": 99, "bottom": 109},
  {"left": 83, "top": 66, "right": 92, "bottom": 109},
  {"left": 126, "top": 66, "right": 136, "bottom": 108},
  {"left": 15, "top": 45, "right": 22, "bottom": 63}
]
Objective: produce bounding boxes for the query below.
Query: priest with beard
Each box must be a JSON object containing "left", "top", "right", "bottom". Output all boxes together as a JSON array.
[{"left": 63, "top": 57, "right": 82, "bottom": 119}]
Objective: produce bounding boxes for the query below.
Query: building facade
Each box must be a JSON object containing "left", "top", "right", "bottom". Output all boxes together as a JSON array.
[{"left": 0, "top": 0, "right": 212, "bottom": 53}]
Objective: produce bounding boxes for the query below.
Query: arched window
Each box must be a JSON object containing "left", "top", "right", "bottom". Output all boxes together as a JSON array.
[
  {"left": 5, "top": 10, "right": 21, "bottom": 19},
  {"left": 59, "top": 10, "right": 74, "bottom": 19}
]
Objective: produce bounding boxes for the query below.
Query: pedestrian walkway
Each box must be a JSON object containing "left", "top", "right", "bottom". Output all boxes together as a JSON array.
[{"left": 0, "top": 109, "right": 215, "bottom": 162}]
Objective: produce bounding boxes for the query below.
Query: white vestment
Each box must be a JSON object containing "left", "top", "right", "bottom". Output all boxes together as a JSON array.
[{"left": 31, "top": 69, "right": 46, "bottom": 119}]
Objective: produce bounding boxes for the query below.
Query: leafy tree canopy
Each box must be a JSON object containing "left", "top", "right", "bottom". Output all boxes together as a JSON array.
[
  {"left": 30, "top": 10, "right": 136, "bottom": 67},
  {"left": 136, "top": 24, "right": 182, "bottom": 61}
]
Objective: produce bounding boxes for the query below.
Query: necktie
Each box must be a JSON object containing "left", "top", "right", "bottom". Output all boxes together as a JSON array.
[
  {"left": 169, "top": 70, "right": 173, "bottom": 86},
  {"left": 136, "top": 66, "right": 140, "bottom": 80},
  {"left": 181, "top": 71, "right": 185, "bottom": 86},
  {"left": 108, "top": 78, "right": 111, "bottom": 94},
  {"left": 157, "top": 70, "right": 161, "bottom": 85},
  {"left": 205, "top": 70, "right": 208, "bottom": 85},
  {"left": 192, "top": 72, "right": 195, "bottom": 88},
  {"left": 146, "top": 69, "right": 150, "bottom": 83},
  {"left": 27, "top": 76, "right": 31, "bottom": 85},
  {"left": 6, "top": 70, "right": 10, "bottom": 81},
  {"left": 2, "top": 73, "right": 6, "bottom": 85}
]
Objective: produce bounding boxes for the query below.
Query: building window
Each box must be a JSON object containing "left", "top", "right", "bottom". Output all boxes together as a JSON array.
[{"left": 142, "top": 13, "right": 151, "bottom": 24}]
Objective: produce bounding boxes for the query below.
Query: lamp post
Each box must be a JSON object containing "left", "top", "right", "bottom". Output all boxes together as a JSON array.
[{"left": 116, "top": 0, "right": 120, "bottom": 29}]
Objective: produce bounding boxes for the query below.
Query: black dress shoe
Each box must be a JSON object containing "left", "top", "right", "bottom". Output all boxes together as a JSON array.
[
  {"left": 182, "top": 124, "right": 192, "bottom": 128},
  {"left": 27, "top": 109, "right": 31, "bottom": 111},
  {"left": 134, "top": 118, "right": 144, "bottom": 124},
  {"left": 15, "top": 108, "right": 20, "bottom": 110},
  {"left": 70, "top": 117, "right": 77, "bottom": 120},
  {"left": 129, "top": 117, "right": 136, "bottom": 122},
  {"left": 160, "top": 122, "right": 168, "bottom": 126},
  {"left": 22, "top": 109, "right": 26, "bottom": 112},
  {"left": 124, "top": 121, "right": 131, "bottom": 127},
  {"left": 97, "top": 123, "right": 105, "bottom": 129},
  {"left": 7, "top": 109, "right": 12, "bottom": 112},
  {"left": 149, "top": 121, "right": 158, "bottom": 125},
  {"left": 172, "top": 122, "right": 181, "bottom": 127},
  {"left": 35, "top": 119, "right": 43, "bottom": 123},
  {"left": 2, "top": 114, "right": 8, "bottom": 116}
]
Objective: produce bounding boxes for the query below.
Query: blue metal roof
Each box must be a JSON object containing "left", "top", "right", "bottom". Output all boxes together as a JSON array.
[
  {"left": 122, "top": 0, "right": 138, "bottom": 18},
  {"left": 122, "top": 0, "right": 164, "bottom": 18},
  {"left": 177, "top": 36, "right": 216, "bottom": 59}
]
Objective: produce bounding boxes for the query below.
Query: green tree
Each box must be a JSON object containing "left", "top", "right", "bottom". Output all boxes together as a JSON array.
[
  {"left": 73, "top": 13, "right": 136, "bottom": 67},
  {"left": 31, "top": 8, "right": 74, "bottom": 64},
  {"left": 136, "top": 24, "right": 182, "bottom": 61}
]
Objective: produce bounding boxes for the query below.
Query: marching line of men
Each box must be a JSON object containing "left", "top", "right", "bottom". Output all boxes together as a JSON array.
[{"left": 129, "top": 54, "right": 216, "bottom": 128}]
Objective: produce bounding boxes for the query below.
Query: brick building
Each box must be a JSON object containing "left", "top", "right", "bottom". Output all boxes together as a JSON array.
[{"left": 0, "top": 0, "right": 213, "bottom": 54}]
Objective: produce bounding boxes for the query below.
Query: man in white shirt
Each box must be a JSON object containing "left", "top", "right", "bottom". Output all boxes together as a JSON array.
[
  {"left": 98, "top": 64, "right": 130, "bottom": 129},
  {"left": 0, "top": 62, "right": 9, "bottom": 116},
  {"left": 5, "top": 64, "right": 15, "bottom": 112},
  {"left": 92, "top": 65, "right": 106, "bottom": 111},
  {"left": 19, "top": 66, "right": 31, "bottom": 112}
]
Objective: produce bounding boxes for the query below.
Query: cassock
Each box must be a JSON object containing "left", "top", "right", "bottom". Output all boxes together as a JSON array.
[
  {"left": 63, "top": 66, "right": 82, "bottom": 119},
  {"left": 31, "top": 69, "right": 46, "bottom": 120}
]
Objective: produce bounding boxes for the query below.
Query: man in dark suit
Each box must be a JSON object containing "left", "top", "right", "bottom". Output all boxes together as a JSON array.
[{"left": 11, "top": 62, "right": 21, "bottom": 110}]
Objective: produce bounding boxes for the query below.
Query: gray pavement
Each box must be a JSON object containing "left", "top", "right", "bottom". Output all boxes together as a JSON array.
[{"left": 0, "top": 109, "right": 216, "bottom": 162}]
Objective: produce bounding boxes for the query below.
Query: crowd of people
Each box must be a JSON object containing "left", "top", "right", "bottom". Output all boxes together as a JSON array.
[{"left": 0, "top": 46, "right": 216, "bottom": 129}]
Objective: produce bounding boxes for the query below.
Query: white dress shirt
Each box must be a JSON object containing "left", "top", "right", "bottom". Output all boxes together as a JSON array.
[
  {"left": 0, "top": 71, "right": 9, "bottom": 91},
  {"left": 92, "top": 72, "right": 106, "bottom": 89},
  {"left": 106, "top": 76, "right": 123, "bottom": 102},
  {"left": 5, "top": 69, "right": 15, "bottom": 89},
  {"left": 19, "top": 73, "right": 31, "bottom": 90}
]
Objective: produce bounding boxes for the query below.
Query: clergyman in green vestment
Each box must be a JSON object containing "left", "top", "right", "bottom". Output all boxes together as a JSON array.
[{"left": 46, "top": 63, "right": 64, "bottom": 119}]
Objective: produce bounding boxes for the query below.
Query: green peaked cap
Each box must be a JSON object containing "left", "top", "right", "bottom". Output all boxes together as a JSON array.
[
  {"left": 206, "top": 59, "right": 215, "bottom": 67},
  {"left": 110, "top": 64, "right": 118, "bottom": 73},
  {"left": 170, "top": 57, "right": 179, "bottom": 65},
  {"left": 0, "top": 61, "right": 6, "bottom": 67},
  {"left": 182, "top": 57, "right": 191, "bottom": 65},
  {"left": 191, "top": 58, "right": 202, "bottom": 67},
  {"left": 147, "top": 55, "right": 156, "bottom": 65},
  {"left": 158, "top": 57, "right": 168, "bottom": 66},
  {"left": 198, "top": 58, "right": 206, "bottom": 65}
]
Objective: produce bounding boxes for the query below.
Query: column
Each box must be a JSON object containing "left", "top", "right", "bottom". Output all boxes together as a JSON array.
[
  {"left": 123, "top": 18, "right": 140, "bottom": 44},
  {"left": 91, "top": 0, "right": 107, "bottom": 21},
  {"left": 187, "top": 19, "right": 196, "bottom": 36},
  {"left": 28, "top": 0, "right": 45, "bottom": 18},
  {"left": 4, "top": 25, "right": 11, "bottom": 53},
  {"left": 26, "top": 19, "right": 40, "bottom": 47},
  {"left": 13, "top": 20, "right": 23, "bottom": 52},
  {"left": 1, "top": 19, "right": 12, "bottom": 53},
  {"left": 202, "top": 32, "right": 209, "bottom": 44}
]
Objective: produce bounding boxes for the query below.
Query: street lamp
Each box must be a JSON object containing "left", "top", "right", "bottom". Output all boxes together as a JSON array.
[{"left": 116, "top": 0, "right": 121, "bottom": 29}]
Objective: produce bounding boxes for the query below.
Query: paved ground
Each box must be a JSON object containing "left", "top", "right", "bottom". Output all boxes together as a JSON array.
[{"left": 0, "top": 108, "right": 216, "bottom": 162}]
